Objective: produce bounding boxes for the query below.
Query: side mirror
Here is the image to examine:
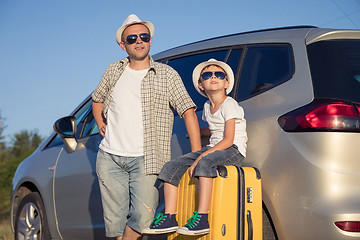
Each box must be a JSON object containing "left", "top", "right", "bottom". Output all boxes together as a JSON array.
[
  {"left": 54, "top": 116, "right": 77, "bottom": 138},
  {"left": 54, "top": 116, "right": 78, "bottom": 153}
]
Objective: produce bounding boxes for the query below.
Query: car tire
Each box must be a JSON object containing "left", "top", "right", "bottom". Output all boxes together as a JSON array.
[
  {"left": 14, "top": 192, "right": 51, "bottom": 240},
  {"left": 263, "top": 208, "right": 277, "bottom": 240}
]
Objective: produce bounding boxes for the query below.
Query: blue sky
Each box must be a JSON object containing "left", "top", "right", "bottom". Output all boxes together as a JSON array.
[{"left": 1, "top": 0, "right": 360, "bottom": 144}]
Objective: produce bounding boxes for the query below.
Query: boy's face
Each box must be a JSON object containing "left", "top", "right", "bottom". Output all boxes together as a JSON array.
[{"left": 198, "top": 65, "right": 229, "bottom": 96}]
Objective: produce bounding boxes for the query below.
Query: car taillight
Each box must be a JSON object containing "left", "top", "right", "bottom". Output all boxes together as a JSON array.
[
  {"left": 335, "top": 221, "right": 360, "bottom": 232},
  {"left": 278, "top": 99, "right": 360, "bottom": 132}
]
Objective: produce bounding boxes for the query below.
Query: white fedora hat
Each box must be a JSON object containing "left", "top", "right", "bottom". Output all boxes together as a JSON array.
[
  {"left": 192, "top": 59, "right": 235, "bottom": 97},
  {"left": 115, "top": 14, "right": 155, "bottom": 45}
]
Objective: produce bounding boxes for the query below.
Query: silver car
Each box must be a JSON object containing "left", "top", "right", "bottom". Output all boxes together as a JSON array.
[{"left": 11, "top": 26, "right": 360, "bottom": 239}]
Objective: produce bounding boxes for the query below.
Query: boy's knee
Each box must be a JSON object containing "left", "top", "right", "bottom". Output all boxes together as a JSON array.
[{"left": 196, "top": 159, "right": 211, "bottom": 171}]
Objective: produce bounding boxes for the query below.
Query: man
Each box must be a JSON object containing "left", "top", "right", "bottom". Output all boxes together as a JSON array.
[{"left": 92, "top": 14, "right": 201, "bottom": 240}]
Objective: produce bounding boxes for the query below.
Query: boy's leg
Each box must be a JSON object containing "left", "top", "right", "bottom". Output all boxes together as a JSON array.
[
  {"left": 164, "top": 182, "right": 178, "bottom": 214},
  {"left": 176, "top": 177, "right": 211, "bottom": 235},
  {"left": 198, "top": 177, "right": 213, "bottom": 213},
  {"left": 158, "top": 148, "right": 208, "bottom": 185}
]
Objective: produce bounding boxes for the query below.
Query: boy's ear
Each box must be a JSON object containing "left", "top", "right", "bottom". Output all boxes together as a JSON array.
[
  {"left": 198, "top": 82, "right": 205, "bottom": 91},
  {"left": 225, "top": 80, "right": 230, "bottom": 89}
]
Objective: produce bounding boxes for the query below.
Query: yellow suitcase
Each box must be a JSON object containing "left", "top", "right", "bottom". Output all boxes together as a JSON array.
[{"left": 167, "top": 166, "right": 262, "bottom": 240}]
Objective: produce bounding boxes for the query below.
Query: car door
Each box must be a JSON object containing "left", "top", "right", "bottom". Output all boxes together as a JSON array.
[{"left": 53, "top": 99, "right": 106, "bottom": 239}]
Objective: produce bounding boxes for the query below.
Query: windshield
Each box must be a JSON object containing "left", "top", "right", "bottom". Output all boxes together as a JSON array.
[{"left": 307, "top": 39, "right": 360, "bottom": 104}]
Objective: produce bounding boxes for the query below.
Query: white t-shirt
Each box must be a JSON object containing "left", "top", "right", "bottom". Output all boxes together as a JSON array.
[
  {"left": 99, "top": 66, "right": 148, "bottom": 156},
  {"left": 202, "top": 97, "right": 247, "bottom": 157}
]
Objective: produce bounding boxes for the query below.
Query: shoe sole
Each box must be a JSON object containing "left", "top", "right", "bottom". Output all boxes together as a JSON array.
[
  {"left": 176, "top": 227, "right": 210, "bottom": 235},
  {"left": 142, "top": 226, "right": 178, "bottom": 235}
]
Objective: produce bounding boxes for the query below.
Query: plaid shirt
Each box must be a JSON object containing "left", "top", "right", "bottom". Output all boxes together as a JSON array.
[{"left": 92, "top": 57, "right": 196, "bottom": 174}]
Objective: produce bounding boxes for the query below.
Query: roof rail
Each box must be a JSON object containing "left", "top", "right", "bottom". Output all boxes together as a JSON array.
[
  {"left": 220, "top": 25, "right": 317, "bottom": 38},
  {"left": 160, "top": 25, "right": 317, "bottom": 52}
]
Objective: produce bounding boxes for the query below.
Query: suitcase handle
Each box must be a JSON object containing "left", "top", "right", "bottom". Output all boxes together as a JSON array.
[{"left": 247, "top": 210, "right": 253, "bottom": 240}]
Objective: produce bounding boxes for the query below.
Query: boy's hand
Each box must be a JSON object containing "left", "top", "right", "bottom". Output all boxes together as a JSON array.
[
  {"left": 188, "top": 162, "right": 197, "bottom": 178},
  {"left": 188, "top": 155, "right": 203, "bottom": 177}
]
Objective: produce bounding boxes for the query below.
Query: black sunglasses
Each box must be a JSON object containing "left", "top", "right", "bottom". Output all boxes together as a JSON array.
[
  {"left": 125, "top": 33, "right": 151, "bottom": 45},
  {"left": 200, "top": 71, "right": 227, "bottom": 80}
]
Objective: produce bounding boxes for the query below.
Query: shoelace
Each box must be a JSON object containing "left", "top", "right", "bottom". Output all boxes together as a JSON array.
[
  {"left": 151, "top": 213, "right": 166, "bottom": 228},
  {"left": 184, "top": 211, "right": 200, "bottom": 228}
]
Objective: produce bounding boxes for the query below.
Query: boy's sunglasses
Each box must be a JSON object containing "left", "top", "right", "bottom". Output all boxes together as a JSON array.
[
  {"left": 125, "top": 33, "right": 151, "bottom": 45},
  {"left": 200, "top": 71, "right": 227, "bottom": 80}
]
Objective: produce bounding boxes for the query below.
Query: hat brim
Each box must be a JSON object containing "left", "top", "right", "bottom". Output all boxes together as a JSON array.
[
  {"left": 192, "top": 59, "right": 234, "bottom": 98},
  {"left": 115, "top": 21, "right": 154, "bottom": 45}
]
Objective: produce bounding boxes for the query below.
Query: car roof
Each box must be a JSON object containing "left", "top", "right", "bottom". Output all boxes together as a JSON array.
[{"left": 153, "top": 26, "right": 360, "bottom": 60}]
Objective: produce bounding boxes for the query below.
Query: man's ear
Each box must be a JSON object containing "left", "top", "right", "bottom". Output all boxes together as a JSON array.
[{"left": 120, "top": 41, "right": 126, "bottom": 51}]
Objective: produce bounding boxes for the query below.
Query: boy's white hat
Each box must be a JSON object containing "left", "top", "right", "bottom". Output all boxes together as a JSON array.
[
  {"left": 115, "top": 14, "right": 155, "bottom": 45},
  {"left": 192, "top": 58, "right": 235, "bottom": 97}
]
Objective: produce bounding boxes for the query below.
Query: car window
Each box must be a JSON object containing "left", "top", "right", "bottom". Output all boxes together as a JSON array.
[
  {"left": 307, "top": 39, "right": 360, "bottom": 104},
  {"left": 236, "top": 44, "right": 294, "bottom": 101},
  {"left": 226, "top": 48, "right": 244, "bottom": 95},
  {"left": 45, "top": 98, "right": 95, "bottom": 149},
  {"left": 166, "top": 50, "right": 230, "bottom": 110},
  {"left": 80, "top": 110, "right": 99, "bottom": 137}
]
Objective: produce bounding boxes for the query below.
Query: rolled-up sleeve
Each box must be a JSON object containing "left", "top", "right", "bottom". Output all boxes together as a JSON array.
[
  {"left": 167, "top": 66, "right": 196, "bottom": 117},
  {"left": 91, "top": 65, "right": 112, "bottom": 103}
]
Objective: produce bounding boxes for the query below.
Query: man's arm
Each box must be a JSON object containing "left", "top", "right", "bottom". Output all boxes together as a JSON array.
[
  {"left": 92, "top": 101, "right": 106, "bottom": 137},
  {"left": 182, "top": 108, "right": 202, "bottom": 152}
]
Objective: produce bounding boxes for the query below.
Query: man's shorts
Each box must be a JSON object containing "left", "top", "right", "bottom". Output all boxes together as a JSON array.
[{"left": 96, "top": 149, "right": 158, "bottom": 237}]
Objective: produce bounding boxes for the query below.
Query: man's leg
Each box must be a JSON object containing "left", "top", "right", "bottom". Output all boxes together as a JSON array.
[
  {"left": 122, "top": 225, "right": 142, "bottom": 240},
  {"left": 96, "top": 150, "right": 130, "bottom": 238},
  {"left": 127, "top": 156, "right": 159, "bottom": 236}
]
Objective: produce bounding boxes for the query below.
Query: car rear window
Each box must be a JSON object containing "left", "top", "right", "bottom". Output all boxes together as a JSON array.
[{"left": 307, "top": 39, "right": 360, "bottom": 104}]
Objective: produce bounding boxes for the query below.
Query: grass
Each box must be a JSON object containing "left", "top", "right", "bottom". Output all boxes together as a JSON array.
[
  {"left": 0, "top": 152, "right": 29, "bottom": 240},
  {"left": 0, "top": 184, "right": 13, "bottom": 240},
  {"left": 0, "top": 216, "right": 12, "bottom": 240},
  {"left": 0, "top": 131, "right": 42, "bottom": 240}
]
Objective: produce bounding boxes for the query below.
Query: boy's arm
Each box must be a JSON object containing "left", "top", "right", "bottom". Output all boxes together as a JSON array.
[
  {"left": 201, "top": 118, "right": 236, "bottom": 156},
  {"left": 92, "top": 101, "right": 106, "bottom": 137},
  {"left": 188, "top": 118, "right": 236, "bottom": 177},
  {"left": 182, "top": 108, "right": 202, "bottom": 152}
]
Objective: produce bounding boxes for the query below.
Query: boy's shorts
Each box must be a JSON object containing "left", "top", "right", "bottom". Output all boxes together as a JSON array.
[
  {"left": 96, "top": 149, "right": 158, "bottom": 237},
  {"left": 158, "top": 145, "right": 244, "bottom": 187}
]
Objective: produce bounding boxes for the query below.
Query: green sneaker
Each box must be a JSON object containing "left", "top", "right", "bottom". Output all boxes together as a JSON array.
[
  {"left": 142, "top": 213, "right": 178, "bottom": 235},
  {"left": 176, "top": 211, "right": 210, "bottom": 235}
]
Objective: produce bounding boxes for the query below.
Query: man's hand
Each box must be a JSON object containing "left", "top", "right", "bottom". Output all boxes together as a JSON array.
[
  {"left": 92, "top": 101, "right": 107, "bottom": 137},
  {"left": 99, "top": 125, "right": 107, "bottom": 137}
]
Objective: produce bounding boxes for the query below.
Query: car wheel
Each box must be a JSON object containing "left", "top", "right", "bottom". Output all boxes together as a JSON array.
[
  {"left": 263, "top": 208, "right": 277, "bottom": 240},
  {"left": 14, "top": 192, "right": 51, "bottom": 240}
]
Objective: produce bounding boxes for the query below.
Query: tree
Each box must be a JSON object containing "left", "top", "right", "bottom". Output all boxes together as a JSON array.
[
  {"left": 0, "top": 111, "right": 6, "bottom": 152},
  {"left": 11, "top": 130, "right": 43, "bottom": 157}
]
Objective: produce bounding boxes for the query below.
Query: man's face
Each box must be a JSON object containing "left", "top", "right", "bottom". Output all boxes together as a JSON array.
[{"left": 120, "top": 24, "right": 152, "bottom": 61}]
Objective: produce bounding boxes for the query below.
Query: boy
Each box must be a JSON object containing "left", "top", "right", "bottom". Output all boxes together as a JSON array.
[{"left": 142, "top": 59, "right": 247, "bottom": 236}]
